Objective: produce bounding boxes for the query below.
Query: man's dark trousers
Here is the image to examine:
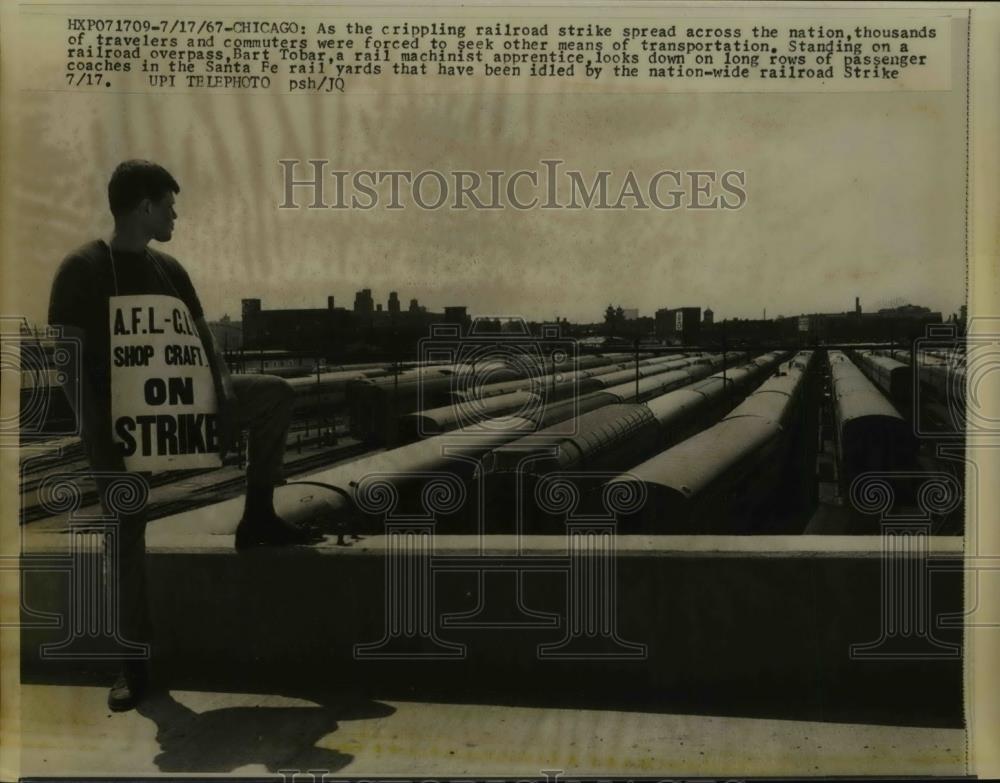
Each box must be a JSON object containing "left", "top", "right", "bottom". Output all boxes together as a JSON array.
[{"left": 83, "top": 373, "right": 295, "bottom": 649}]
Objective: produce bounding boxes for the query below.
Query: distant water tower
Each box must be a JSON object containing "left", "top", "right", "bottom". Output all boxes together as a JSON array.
[{"left": 704, "top": 308, "right": 714, "bottom": 326}]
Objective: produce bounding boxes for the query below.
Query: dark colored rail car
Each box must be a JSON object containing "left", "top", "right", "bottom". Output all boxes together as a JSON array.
[{"left": 830, "top": 351, "right": 916, "bottom": 487}]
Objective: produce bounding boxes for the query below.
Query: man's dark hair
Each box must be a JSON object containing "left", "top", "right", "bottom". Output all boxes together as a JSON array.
[{"left": 108, "top": 160, "right": 180, "bottom": 218}]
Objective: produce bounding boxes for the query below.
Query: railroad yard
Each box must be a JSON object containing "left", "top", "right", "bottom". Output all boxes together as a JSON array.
[
  {"left": 16, "top": 340, "right": 968, "bottom": 737},
  {"left": 19, "top": 342, "right": 967, "bottom": 535},
  {"left": 10, "top": 329, "right": 972, "bottom": 783}
]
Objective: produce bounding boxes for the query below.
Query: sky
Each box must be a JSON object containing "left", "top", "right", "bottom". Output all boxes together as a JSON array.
[{"left": 7, "top": 15, "right": 968, "bottom": 328}]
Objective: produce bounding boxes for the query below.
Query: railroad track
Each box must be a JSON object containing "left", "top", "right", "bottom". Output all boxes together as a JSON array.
[
  {"left": 144, "top": 440, "right": 370, "bottom": 522},
  {"left": 19, "top": 436, "right": 369, "bottom": 524}
]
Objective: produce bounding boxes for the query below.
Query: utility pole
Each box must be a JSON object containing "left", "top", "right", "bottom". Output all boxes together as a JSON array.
[
  {"left": 392, "top": 329, "right": 399, "bottom": 445},
  {"left": 634, "top": 337, "right": 640, "bottom": 399},
  {"left": 722, "top": 321, "right": 728, "bottom": 391}
]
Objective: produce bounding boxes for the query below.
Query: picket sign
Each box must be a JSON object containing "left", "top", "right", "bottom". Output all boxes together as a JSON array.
[{"left": 109, "top": 294, "right": 222, "bottom": 472}]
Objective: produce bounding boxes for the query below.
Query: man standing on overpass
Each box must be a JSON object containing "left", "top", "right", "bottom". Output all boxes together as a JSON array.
[{"left": 48, "top": 160, "right": 320, "bottom": 712}]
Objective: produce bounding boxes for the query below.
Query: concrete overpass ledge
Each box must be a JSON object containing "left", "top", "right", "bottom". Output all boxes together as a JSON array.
[{"left": 20, "top": 526, "right": 964, "bottom": 727}]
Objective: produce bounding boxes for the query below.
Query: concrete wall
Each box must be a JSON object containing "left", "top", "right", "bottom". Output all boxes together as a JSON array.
[{"left": 20, "top": 535, "right": 963, "bottom": 727}]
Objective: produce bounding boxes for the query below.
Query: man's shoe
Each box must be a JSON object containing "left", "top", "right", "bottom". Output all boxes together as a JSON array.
[
  {"left": 235, "top": 513, "right": 323, "bottom": 549},
  {"left": 107, "top": 661, "right": 147, "bottom": 712}
]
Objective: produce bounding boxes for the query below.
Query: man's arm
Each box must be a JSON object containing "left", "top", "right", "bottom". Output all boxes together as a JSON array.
[
  {"left": 48, "top": 253, "right": 114, "bottom": 458},
  {"left": 162, "top": 255, "right": 240, "bottom": 458},
  {"left": 195, "top": 315, "right": 240, "bottom": 457}
]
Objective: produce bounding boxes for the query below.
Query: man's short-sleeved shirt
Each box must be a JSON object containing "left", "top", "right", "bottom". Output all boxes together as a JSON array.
[{"left": 48, "top": 239, "right": 205, "bottom": 453}]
